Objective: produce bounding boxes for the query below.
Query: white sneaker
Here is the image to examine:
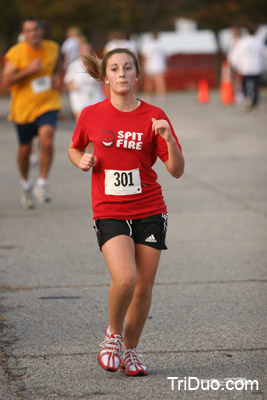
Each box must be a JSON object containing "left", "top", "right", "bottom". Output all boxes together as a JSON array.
[
  {"left": 98, "top": 327, "right": 124, "bottom": 372},
  {"left": 20, "top": 188, "right": 34, "bottom": 209},
  {"left": 120, "top": 347, "right": 148, "bottom": 376},
  {"left": 33, "top": 182, "right": 51, "bottom": 203}
]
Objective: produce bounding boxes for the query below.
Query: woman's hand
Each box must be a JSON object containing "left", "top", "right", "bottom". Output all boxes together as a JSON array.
[
  {"left": 79, "top": 153, "right": 98, "bottom": 171},
  {"left": 152, "top": 118, "right": 172, "bottom": 142},
  {"left": 68, "top": 142, "right": 97, "bottom": 171},
  {"left": 152, "top": 118, "right": 185, "bottom": 179}
]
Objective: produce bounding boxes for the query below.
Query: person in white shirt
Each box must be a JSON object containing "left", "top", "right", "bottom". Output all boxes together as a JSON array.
[
  {"left": 61, "top": 27, "right": 81, "bottom": 70},
  {"left": 141, "top": 30, "right": 167, "bottom": 104},
  {"left": 64, "top": 41, "right": 104, "bottom": 119},
  {"left": 231, "top": 23, "right": 264, "bottom": 110}
]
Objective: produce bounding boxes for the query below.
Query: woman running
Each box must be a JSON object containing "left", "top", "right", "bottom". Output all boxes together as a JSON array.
[{"left": 68, "top": 48, "right": 184, "bottom": 376}]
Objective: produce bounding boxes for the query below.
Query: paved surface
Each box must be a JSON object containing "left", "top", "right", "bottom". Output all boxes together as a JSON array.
[{"left": 0, "top": 90, "right": 267, "bottom": 400}]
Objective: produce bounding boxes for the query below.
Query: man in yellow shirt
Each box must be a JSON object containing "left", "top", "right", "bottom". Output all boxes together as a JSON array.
[{"left": 2, "top": 17, "right": 62, "bottom": 208}]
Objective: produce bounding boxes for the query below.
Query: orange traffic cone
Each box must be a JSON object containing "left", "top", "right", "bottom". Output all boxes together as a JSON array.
[
  {"left": 220, "top": 61, "right": 235, "bottom": 105},
  {"left": 197, "top": 79, "right": 210, "bottom": 103}
]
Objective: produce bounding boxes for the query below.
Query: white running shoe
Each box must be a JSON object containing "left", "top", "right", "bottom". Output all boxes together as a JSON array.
[
  {"left": 98, "top": 327, "right": 124, "bottom": 372},
  {"left": 120, "top": 347, "right": 148, "bottom": 376},
  {"left": 33, "top": 182, "right": 51, "bottom": 203},
  {"left": 20, "top": 188, "right": 34, "bottom": 209}
]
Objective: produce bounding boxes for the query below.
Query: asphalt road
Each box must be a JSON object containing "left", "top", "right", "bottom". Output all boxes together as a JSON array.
[{"left": 0, "top": 90, "right": 267, "bottom": 400}]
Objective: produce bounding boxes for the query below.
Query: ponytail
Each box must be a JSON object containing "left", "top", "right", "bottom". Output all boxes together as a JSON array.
[{"left": 82, "top": 54, "right": 102, "bottom": 81}]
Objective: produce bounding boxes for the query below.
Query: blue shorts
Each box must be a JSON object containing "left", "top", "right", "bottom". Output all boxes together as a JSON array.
[
  {"left": 15, "top": 110, "right": 59, "bottom": 144},
  {"left": 94, "top": 213, "right": 168, "bottom": 251}
]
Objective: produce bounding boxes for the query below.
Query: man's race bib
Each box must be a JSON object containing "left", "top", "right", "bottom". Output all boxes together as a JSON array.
[
  {"left": 31, "top": 75, "right": 51, "bottom": 94},
  {"left": 105, "top": 168, "right": 142, "bottom": 196}
]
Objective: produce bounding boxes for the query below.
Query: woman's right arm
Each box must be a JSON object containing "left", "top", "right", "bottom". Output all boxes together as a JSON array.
[{"left": 68, "top": 141, "right": 97, "bottom": 172}]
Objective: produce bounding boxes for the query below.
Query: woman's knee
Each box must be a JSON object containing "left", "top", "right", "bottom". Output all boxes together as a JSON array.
[
  {"left": 134, "top": 283, "right": 153, "bottom": 301},
  {"left": 113, "top": 276, "right": 136, "bottom": 296}
]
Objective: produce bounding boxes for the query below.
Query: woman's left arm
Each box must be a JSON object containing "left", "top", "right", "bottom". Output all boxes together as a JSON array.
[{"left": 152, "top": 118, "right": 185, "bottom": 179}]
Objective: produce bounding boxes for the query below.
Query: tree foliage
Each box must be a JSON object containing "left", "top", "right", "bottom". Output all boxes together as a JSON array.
[
  {"left": 181, "top": 0, "right": 267, "bottom": 32},
  {"left": 0, "top": 0, "right": 266, "bottom": 54}
]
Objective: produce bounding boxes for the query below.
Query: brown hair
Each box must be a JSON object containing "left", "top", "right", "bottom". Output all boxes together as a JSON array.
[{"left": 82, "top": 48, "right": 141, "bottom": 83}]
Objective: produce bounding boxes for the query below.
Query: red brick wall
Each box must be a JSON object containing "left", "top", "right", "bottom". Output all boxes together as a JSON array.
[{"left": 165, "top": 53, "right": 217, "bottom": 90}]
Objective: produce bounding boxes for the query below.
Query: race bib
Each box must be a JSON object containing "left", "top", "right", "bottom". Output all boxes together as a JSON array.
[
  {"left": 105, "top": 168, "right": 142, "bottom": 196},
  {"left": 31, "top": 75, "right": 51, "bottom": 94}
]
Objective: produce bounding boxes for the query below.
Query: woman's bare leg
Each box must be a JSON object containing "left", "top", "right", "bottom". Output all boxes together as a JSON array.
[
  {"left": 102, "top": 235, "right": 136, "bottom": 334},
  {"left": 123, "top": 244, "right": 161, "bottom": 348}
]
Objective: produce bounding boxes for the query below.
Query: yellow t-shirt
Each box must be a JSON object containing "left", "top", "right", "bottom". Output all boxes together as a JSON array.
[{"left": 5, "top": 40, "right": 61, "bottom": 124}]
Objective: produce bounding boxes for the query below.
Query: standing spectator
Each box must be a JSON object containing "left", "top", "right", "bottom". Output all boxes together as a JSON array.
[
  {"left": 2, "top": 17, "right": 62, "bottom": 208},
  {"left": 61, "top": 26, "right": 81, "bottom": 70},
  {"left": 141, "top": 30, "right": 167, "bottom": 104},
  {"left": 64, "top": 41, "right": 104, "bottom": 120},
  {"left": 231, "top": 23, "right": 265, "bottom": 111}
]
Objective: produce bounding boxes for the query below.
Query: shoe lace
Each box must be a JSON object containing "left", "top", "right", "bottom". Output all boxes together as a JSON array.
[
  {"left": 123, "top": 348, "right": 143, "bottom": 366},
  {"left": 99, "top": 336, "right": 123, "bottom": 354}
]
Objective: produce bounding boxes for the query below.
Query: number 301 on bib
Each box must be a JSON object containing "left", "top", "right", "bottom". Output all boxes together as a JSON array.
[{"left": 105, "top": 168, "right": 142, "bottom": 195}]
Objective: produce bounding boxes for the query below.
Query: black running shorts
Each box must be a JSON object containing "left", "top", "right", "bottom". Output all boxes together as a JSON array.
[
  {"left": 94, "top": 213, "right": 168, "bottom": 251},
  {"left": 15, "top": 110, "right": 59, "bottom": 144}
]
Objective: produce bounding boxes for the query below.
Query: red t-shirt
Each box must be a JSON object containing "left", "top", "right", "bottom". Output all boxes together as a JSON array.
[{"left": 72, "top": 98, "right": 182, "bottom": 220}]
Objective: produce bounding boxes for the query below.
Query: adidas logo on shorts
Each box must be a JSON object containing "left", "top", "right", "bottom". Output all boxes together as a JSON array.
[{"left": 145, "top": 234, "right": 157, "bottom": 243}]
